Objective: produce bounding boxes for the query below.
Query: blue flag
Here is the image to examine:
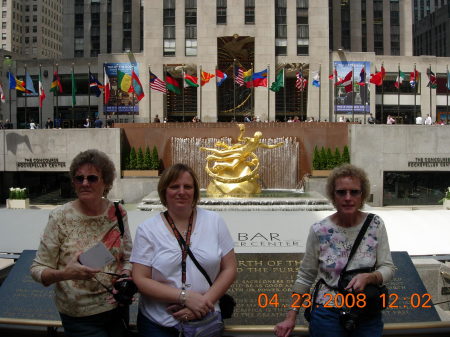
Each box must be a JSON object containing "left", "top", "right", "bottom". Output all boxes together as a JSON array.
[
  {"left": 89, "top": 72, "right": 103, "bottom": 97},
  {"left": 26, "top": 72, "right": 37, "bottom": 95}
]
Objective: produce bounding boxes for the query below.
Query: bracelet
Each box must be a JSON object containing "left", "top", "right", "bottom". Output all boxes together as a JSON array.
[
  {"left": 179, "top": 289, "right": 187, "bottom": 306},
  {"left": 289, "top": 307, "right": 299, "bottom": 313}
]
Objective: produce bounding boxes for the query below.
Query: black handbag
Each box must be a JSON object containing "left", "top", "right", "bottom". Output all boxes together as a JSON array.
[{"left": 337, "top": 213, "right": 389, "bottom": 316}]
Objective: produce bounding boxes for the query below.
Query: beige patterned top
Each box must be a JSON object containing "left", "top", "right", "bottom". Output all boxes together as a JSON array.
[{"left": 30, "top": 201, "right": 132, "bottom": 317}]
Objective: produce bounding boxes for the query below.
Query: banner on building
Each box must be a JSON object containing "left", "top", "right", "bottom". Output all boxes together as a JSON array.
[
  {"left": 334, "top": 61, "right": 370, "bottom": 114},
  {"left": 104, "top": 63, "right": 141, "bottom": 115}
]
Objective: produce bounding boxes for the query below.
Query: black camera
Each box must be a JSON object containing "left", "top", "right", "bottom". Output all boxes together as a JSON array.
[
  {"left": 339, "top": 308, "right": 359, "bottom": 331},
  {"left": 113, "top": 278, "right": 138, "bottom": 306}
]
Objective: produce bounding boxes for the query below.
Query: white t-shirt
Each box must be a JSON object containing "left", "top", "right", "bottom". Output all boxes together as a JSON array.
[{"left": 131, "top": 207, "right": 234, "bottom": 327}]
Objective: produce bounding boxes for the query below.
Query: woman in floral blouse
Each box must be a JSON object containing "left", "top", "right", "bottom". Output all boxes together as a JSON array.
[
  {"left": 275, "top": 164, "right": 395, "bottom": 337},
  {"left": 30, "top": 149, "right": 132, "bottom": 337}
]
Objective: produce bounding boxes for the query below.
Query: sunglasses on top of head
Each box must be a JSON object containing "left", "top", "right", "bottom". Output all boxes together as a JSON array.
[
  {"left": 334, "top": 189, "right": 362, "bottom": 197},
  {"left": 73, "top": 175, "right": 100, "bottom": 184}
]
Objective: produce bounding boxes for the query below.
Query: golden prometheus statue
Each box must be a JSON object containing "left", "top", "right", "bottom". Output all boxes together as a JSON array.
[{"left": 200, "top": 124, "right": 283, "bottom": 197}]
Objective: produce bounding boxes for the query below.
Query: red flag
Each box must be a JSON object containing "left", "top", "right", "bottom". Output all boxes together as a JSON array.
[
  {"left": 200, "top": 71, "right": 215, "bottom": 86},
  {"left": 329, "top": 69, "right": 337, "bottom": 80},
  {"left": 336, "top": 71, "right": 353, "bottom": 93},
  {"left": 369, "top": 66, "right": 386, "bottom": 86},
  {"left": 129, "top": 70, "right": 145, "bottom": 102},
  {"left": 104, "top": 67, "right": 111, "bottom": 104}
]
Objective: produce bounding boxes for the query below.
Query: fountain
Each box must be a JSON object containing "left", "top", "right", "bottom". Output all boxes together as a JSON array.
[{"left": 138, "top": 124, "right": 333, "bottom": 211}]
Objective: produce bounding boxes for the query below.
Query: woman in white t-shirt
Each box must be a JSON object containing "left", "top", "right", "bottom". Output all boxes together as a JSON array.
[{"left": 131, "top": 163, "right": 237, "bottom": 337}]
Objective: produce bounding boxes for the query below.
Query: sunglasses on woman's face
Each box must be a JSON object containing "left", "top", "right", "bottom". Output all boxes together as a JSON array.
[
  {"left": 335, "top": 189, "right": 362, "bottom": 197},
  {"left": 73, "top": 175, "right": 100, "bottom": 184}
]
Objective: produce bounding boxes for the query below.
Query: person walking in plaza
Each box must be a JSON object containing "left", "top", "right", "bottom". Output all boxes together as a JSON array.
[
  {"left": 415, "top": 115, "right": 423, "bottom": 125},
  {"left": 424, "top": 114, "right": 432, "bottom": 125},
  {"left": 131, "top": 163, "right": 237, "bottom": 337},
  {"left": 94, "top": 117, "right": 103, "bottom": 128},
  {"left": 367, "top": 114, "right": 375, "bottom": 124},
  {"left": 30, "top": 149, "right": 133, "bottom": 337},
  {"left": 386, "top": 115, "right": 395, "bottom": 124},
  {"left": 153, "top": 114, "right": 161, "bottom": 123},
  {"left": 274, "top": 164, "right": 395, "bottom": 337},
  {"left": 84, "top": 117, "right": 91, "bottom": 128},
  {"left": 45, "top": 117, "right": 54, "bottom": 129}
]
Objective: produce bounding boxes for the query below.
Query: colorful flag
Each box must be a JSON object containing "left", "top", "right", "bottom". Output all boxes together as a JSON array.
[
  {"left": 394, "top": 71, "right": 406, "bottom": 89},
  {"left": 336, "top": 71, "right": 353, "bottom": 93},
  {"left": 184, "top": 73, "right": 199, "bottom": 87},
  {"left": 312, "top": 71, "right": 320, "bottom": 87},
  {"left": 200, "top": 71, "right": 215, "bottom": 86},
  {"left": 71, "top": 68, "right": 77, "bottom": 107},
  {"left": 149, "top": 72, "right": 167, "bottom": 93},
  {"left": 166, "top": 72, "right": 181, "bottom": 94},
  {"left": 129, "top": 70, "right": 145, "bottom": 102},
  {"left": 329, "top": 69, "right": 337, "bottom": 80},
  {"left": 357, "top": 67, "right": 366, "bottom": 86},
  {"left": 243, "top": 69, "right": 253, "bottom": 88},
  {"left": 8, "top": 72, "right": 28, "bottom": 92},
  {"left": 117, "top": 70, "right": 132, "bottom": 92},
  {"left": 89, "top": 72, "right": 103, "bottom": 97},
  {"left": 410, "top": 70, "right": 419, "bottom": 88},
  {"left": 296, "top": 72, "right": 308, "bottom": 91},
  {"left": 270, "top": 68, "right": 284, "bottom": 92},
  {"left": 38, "top": 72, "right": 45, "bottom": 107},
  {"left": 234, "top": 66, "right": 244, "bottom": 86},
  {"left": 216, "top": 70, "right": 227, "bottom": 86},
  {"left": 104, "top": 66, "right": 111, "bottom": 104},
  {"left": 252, "top": 69, "right": 268, "bottom": 87},
  {"left": 0, "top": 83, "right": 5, "bottom": 103},
  {"left": 49, "top": 71, "right": 63, "bottom": 94},
  {"left": 426, "top": 68, "right": 437, "bottom": 89},
  {"left": 25, "top": 72, "right": 37, "bottom": 94},
  {"left": 369, "top": 66, "right": 386, "bottom": 86}
]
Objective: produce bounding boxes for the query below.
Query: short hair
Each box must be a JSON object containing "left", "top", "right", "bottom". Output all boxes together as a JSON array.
[
  {"left": 326, "top": 164, "right": 370, "bottom": 209},
  {"left": 158, "top": 163, "right": 200, "bottom": 208},
  {"left": 69, "top": 149, "right": 116, "bottom": 196}
]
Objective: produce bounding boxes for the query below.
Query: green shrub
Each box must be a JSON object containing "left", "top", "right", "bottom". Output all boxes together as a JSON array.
[
  {"left": 326, "top": 148, "right": 334, "bottom": 169},
  {"left": 312, "top": 146, "right": 320, "bottom": 170},
  {"left": 342, "top": 145, "right": 350, "bottom": 164},
  {"left": 144, "top": 146, "right": 152, "bottom": 170},
  {"left": 128, "top": 147, "right": 137, "bottom": 170},
  {"left": 136, "top": 148, "right": 145, "bottom": 170},
  {"left": 151, "top": 146, "right": 159, "bottom": 170},
  {"left": 9, "top": 187, "right": 27, "bottom": 199},
  {"left": 319, "top": 147, "right": 327, "bottom": 170},
  {"left": 334, "top": 147, "right": 342, "bottom": 167}
]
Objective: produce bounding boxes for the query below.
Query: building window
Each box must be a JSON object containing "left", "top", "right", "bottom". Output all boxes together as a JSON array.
[
  {"left": 217, "top": 0, "right": 226, "bottom": 24},
  {"left": 245, "top": 0, "right": 255, "bottom": 24},
  {"left": 2, "top": 22, "right": 5, "bottom": 29},
  {"left": 390, "top": 0, "right": 400, "bottom": 55},
  {"left": 275, "top": 0, "right": 287, "bottom": 55},
  {"left": 33, "top": 36, "right": 37, "bottom": 43},
  {"left": 374, "top": 0, "right": 384, "bottom": 54},
  {"left": 33, "top": 26, "right": 37, "bottom": 33},
  {"left": 164, "top": 0, "right": 176, "bottom": 56},
  {"left": 185, "top": 0, "right": 197, "bottom": 56},
  {"left": 297, "top": 0, "right": 309, "bottom": 55},
  {"left": 1, "top": 32, "right": 6, "bottom": 40}
]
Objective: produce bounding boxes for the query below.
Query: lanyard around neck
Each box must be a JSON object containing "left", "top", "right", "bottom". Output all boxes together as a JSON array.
[{"left": 163, "top": 210, "right": 194, "bottom": 289}]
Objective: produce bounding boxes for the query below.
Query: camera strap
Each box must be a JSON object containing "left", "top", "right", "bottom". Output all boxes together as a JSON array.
[{"left": 114, "top": 201, "right": 125, "bottom": 237}]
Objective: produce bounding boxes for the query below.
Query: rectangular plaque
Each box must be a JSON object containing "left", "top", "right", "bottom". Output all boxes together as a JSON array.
[{"left": 0, "top": 251, "right": 440, "bottom": 326}]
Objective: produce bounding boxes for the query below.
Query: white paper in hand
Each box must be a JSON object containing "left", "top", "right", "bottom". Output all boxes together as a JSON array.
[{"left": 78, "top": 242, "right": 115, "bottom": 269}]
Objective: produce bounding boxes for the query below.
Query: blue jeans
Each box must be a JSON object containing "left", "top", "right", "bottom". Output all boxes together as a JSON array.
[
  {"left": 137, "top": 311, "right": 179, "bottom": 337},
  {"left": 60, "top": 307, "right": 129, "bottom": 337},
  {"left": 309, "top": 306, "right": 383, "bottom": 337}
]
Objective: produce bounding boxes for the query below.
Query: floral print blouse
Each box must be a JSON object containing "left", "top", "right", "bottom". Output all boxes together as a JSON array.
[
  {"left": 30, "top": 201, "right": 132, "bottom": 317},
  {"left": 292, "top": 214, "right": 395, "bottom": 305}
]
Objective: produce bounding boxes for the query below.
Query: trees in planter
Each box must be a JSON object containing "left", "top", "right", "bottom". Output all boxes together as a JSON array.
[
  {"left": 312, "top": 146, "right": 350, "bottom": 172},
  {"left": 122, "top": 146, "right": 160, "bottom": 176}
]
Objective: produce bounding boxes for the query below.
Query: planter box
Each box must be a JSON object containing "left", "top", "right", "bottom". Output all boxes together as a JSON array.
[
  {"left": 444, "top": 199, "right": 450, "bottom": 210},
  {"left": 6, "top": 198, "right": 30, "bottom": 209},
  {"left": 122, "top": 170, "right": 159, "bottom": 178},
  {"left": 311, "top": 170, "right": 333, "bottom": 177}
]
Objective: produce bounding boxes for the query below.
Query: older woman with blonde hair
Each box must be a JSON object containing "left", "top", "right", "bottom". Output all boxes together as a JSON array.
[
  {"left": 31, "top": 149, "right": 132, "bottom": 337},
  {"left": 275, "top": 164, "right": 395, "bottom": 337}
]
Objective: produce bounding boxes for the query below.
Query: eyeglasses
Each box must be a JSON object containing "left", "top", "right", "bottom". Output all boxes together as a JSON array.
[
  {"left": 73, "top": 175, "right": 100, "bottom": 184},
  {"left": 335, "top": 189, "right": 362, "bottom": 197}
]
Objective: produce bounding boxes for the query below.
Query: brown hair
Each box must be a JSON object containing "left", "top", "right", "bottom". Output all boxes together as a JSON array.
[
  {"left": 157, "top": 163, "right": 200, "bottom": 208},
  {"left": 326, "top": 164, "right": 370, "bottom": 209},
  {"left": 69, "top": 149, "right": 116, "bottom": 196}
]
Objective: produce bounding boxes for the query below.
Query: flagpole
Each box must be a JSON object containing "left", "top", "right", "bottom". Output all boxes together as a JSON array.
[
  {"left": 233, "top": 59, "right": 236, "bottom": 122},
  {"left": 381, "top": 63, "right": 384, "bottom": 124},
  {"left": 215, "top": 65, "right": 218, "bottom": 122},
  {"left": 251, "top": 62, "right": 254, "bottom": 119},
  {"left": 163, "top": 65, "right": 167, "bottom": 121},
  {"left": 300, "top": 70, "right": 303, "bottom": 120},
  {"left": 413, "top": 63, "right": 417, "bottom": 122},
  {"left": 447, "top": 64, "right": 449, "bottom": 124},
  {"left": 429, "top": 64, "right": 432, "bottom": 120},
  {"left": 56, "top": 64, "right": 60, "bottom": 126},
  {"left": 267, "top": 64, "right": 270, "bottom": 122},
  {"left": 39, "top": 64, "right": 42, "bottom": 126},
  {"left": 24, "top": 64, "right": 28, "bottom": 128},
  {"left": 115, "top": 65, "right": 119, "bottom": 123},
  {"left": 72, "top": 63, "right": 75, "bottom": 127},
  {"left": 397, "top": 63, "right": 400, "bottom": 121},
  {"left": 88, "top": 63, "right": 91, "bottom": 120},
  {"left": 352, "top": 65, "right": 355, "bottom": 122},
  {"left": 283, "top": 66, "right": 286, "bottom": 122},
  {"left": 132, "top": 65, "right": 135, "bottom": 123},
  {"left": 182, "top": 67, "right": 185, "bottom": 122},
  {"left": 199, "top": 65, "right": 202, "bottom": 122},
  {"left": 148, "top": 65, "right": 152, "bottom": 122},
  {"left": 318, "top": 64, "right": 321, "bottom": 122}
]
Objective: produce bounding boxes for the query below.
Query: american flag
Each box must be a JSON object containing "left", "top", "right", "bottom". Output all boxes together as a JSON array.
[
  {"left": 150, "top": 72, "right": 167, "bottom": 93},
  {"left": 296, "top": 72, "right": 307, "bottom": 91},
  {"left": 235, "top": 66, "right": 244, "bottom": 86}
]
